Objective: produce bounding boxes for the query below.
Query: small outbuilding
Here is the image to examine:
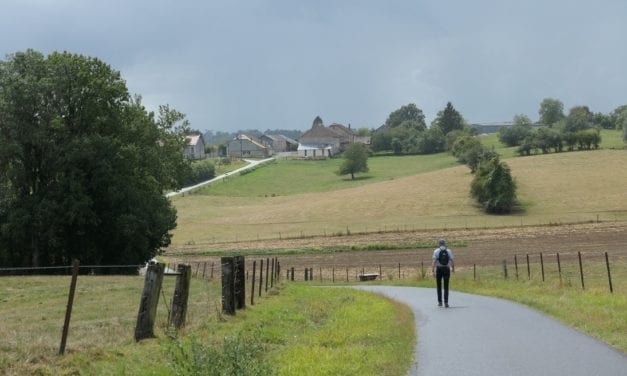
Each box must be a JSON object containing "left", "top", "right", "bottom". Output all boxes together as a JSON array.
[{"left": 227, "top": 134, "right": 269, "bottom": 158}]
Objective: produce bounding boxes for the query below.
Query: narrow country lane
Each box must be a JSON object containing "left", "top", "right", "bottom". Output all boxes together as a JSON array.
[
  {"left": 353, "top": 286, "right": 627, "bottom": 376},
  {"left": 165, "top": 157, "right": 275, "bottom": 197}
]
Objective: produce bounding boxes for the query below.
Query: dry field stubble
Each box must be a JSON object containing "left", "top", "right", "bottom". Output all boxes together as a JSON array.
[{"left": 170, "top": 150, "right": 627, "bottom": 246}]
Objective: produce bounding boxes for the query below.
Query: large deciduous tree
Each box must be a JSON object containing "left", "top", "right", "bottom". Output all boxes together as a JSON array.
[
  {"left": 0, "top": 50, "right": 190, "bottom": 268},
  {"left": 338, "top": 143, "right": 369, "bottom": 180},
  {"left": 538, "top": 98, "right": 564, "bottom": 127},
  {"left": 384, "top": 103, "right": 426, "bottom": 131},
  {"left": 564, "top": 105, "right": 593, "bottom": 133},
  {"left": 431, "top": 102, "right": 465, "bottom": 135}
]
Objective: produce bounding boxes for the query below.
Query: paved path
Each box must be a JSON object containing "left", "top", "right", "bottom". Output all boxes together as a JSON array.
[
  {"left": 165, "top": 157, "right": 275, "bottom": 197},
  {"left": 353, "top": 286, "right": 627, "bottom": 376}
]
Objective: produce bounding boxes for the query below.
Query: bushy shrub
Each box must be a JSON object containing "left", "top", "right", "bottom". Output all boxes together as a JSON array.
[
  {"left": 470, "top": 157, "right": 517, "bottom": 214},
  {"left": 183, "top": 159, "right": 215, "bottom": 186},
  {"left": 498, "top": 125, "right": 532, "bottom": 147}
]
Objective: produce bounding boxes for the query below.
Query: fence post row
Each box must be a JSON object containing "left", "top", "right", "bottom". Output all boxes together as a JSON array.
[
  {"left": 170, "top": 264, "right": 191, "bottom": 329},
  {"left": 135, "top": 262, "right": 165, "bottom": 341}
]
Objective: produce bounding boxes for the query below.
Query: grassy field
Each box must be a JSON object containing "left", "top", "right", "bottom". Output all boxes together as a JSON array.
[
  {"left": 194, "top": 153, "right": 458, "bottom": 197},
  {"left": 0, "top": 276, "right": 414, "bottom": 375},
  {"left": 170, "top": 149, "right": 627, "bottom": 245}
]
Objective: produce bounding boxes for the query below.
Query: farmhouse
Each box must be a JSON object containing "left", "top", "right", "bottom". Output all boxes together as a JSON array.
[
  {"left": 184, "top": 134, "right": 206, "bottom": 160},
  {"left": 298, "top": 121, "right": 370, "bottom": 158},
  {"left": 227, "top": 134, "right": 270, "bottom": 158},
  {"left": 259, "top": 134, "right": 299, "bottom": 152}
]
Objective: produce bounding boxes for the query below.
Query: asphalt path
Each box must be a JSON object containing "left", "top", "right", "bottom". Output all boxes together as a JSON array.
[
  {"left": 165, "top": 157, "right": 275, "bottom": 197},
  {"left": 353, "top": 286, "right": 627, "bottom": 376}
]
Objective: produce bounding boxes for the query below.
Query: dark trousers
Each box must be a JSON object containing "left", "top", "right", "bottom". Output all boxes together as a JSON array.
[{"left": 436, "top": 266, "right": 450, "bottom": 303}]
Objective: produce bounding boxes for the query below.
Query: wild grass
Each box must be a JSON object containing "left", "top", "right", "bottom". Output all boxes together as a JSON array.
[{"left": 0, "top": 277, "right": 414, "bottom": 375}]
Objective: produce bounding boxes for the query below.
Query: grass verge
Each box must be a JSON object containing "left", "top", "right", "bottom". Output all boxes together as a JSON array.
[{"left": 0, "top": 277, "right": 414, "bottom": 375}]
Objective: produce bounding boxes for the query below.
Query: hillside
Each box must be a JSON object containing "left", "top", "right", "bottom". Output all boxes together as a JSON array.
[{"left": 170, "top": 149, "right": 627, "bottom": 246}]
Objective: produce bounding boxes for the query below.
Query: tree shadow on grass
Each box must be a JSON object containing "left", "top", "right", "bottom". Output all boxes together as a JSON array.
[{"left": 341, "top": 176, "right": 373, "bottom": 182}]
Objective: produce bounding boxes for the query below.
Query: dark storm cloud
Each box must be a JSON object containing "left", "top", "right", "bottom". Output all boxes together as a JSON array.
[{"left": 2, "top": 0, "right": 626, "bottom": 132}]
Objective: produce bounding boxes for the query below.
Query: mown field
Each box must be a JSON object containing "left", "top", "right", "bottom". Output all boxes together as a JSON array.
[{"left": 169, "top": 134, "right": 627, "bottom": 246}]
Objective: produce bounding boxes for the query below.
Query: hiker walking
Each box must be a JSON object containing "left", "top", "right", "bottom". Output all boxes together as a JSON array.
[{"left": 432, "top": 239, "right": 454, "bottom": 307}]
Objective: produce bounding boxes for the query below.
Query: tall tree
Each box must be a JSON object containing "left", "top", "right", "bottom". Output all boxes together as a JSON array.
[
  {"left": 0, "top": 50, "right": 189, "bottom": 268},
  {"left": 538, "top": 98, "right": 565, "bottom": 127},
  {"left": 432, "top": 102, "right": 465, "bottom": 135},
  {"left": 512, "top": 114, "right": 533, "bottom": 127},
  {"left": 564, "top": 105, "right": 593, "bottom": 133},
  {"left": 384, "top": 103, "right": 426, "bottom": 131},
  {"left": 338, "top": 143, "right": 369, "bottom": 180}
]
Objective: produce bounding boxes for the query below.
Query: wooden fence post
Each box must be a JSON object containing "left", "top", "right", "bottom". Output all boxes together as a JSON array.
[
  {"left": 578, "top": 252, "right": 585, "bottom": 290},
  {"left": 59, "top": 259, "right": 80, "bottom": 354},
  {"left": 221, "top": 257, "right": 236, "bottom": 315},
  {"left": 270, "top": 258, "right": 275, "bottom": 288},
  {"left": 605, "top": 252, "right": 613, "bottom": 293},
  {"left": 265, "top": 258, "right": 270, "bottom": 292},
  {"left": 514, "top": 255, "right": 519, "bottom": 280},
  {"left": 310, "top": 268, "right": 313, "bottom": 282},
  {"left": 557, "top": 253, "right": 562, "bottom": 285},
  {"left": 398, "top": 263, "right": 401, "bottom": 279},
  {"left": 259, "top": 260, "right": 264, "bottom": 297},
  {"left": 540, "top": 253, "right": 545, "bottom": 282},
  {"left": 170, "top": 264, "right": 191, "bottom": 329},
  {"left": 304, "top": 268, "right": 308, "bottom": 281},
  {"left": 211, "top": 262, "right": 214, "bottom": 280},
  {"left": 526, "top": 254, "right": 530, "bottom": 280},
  {"left": 502, "top": 260, "right": 508, "bottom": 279},
  {"left": 332, "top": 266, "right": 335, "bottom": 283},
  {"left": 202, "top": 262, "right": 207, "bottom": 279},
  {"left": 234, "top": 256, "right": 246, "bottom": 310},
  {"left": 290, "top": 267, "right": 294, "bottom": 281},
  {"left": 473, "top": 264, "right": 476, "bottom": 281},
  {"left": 251, "top": 260, "right": 256, "bottom": 305},
  {"left": 135, "top": 262, "right": 165, "bottom": 340}
]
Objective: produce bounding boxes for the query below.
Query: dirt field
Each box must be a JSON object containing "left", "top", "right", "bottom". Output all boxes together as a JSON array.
[{"left": 163, "top": 221, "right": 627, "bottom": 281}]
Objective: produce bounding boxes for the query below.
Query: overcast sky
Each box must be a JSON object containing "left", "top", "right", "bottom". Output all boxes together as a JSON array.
[{"left": 2, "top": 0, "right": 626, "bottom": 133}]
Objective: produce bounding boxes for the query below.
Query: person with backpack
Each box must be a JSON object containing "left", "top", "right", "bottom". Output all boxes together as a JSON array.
[{"left": 432, "top": 239, "right": 454, "bottom": 307}]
